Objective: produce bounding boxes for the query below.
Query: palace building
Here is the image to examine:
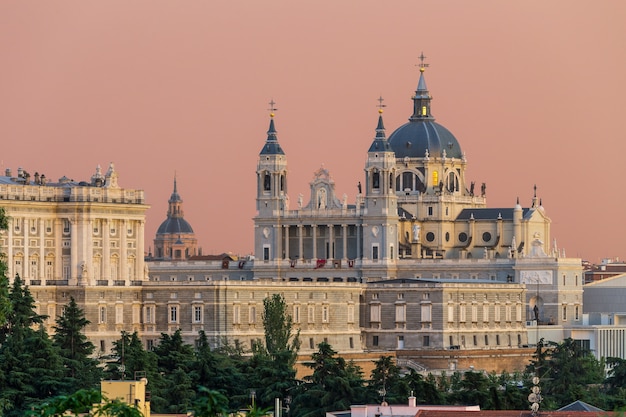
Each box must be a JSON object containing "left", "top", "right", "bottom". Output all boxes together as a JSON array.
[{"left": 0, "top": 62, "right": 584, "bottom": 368}]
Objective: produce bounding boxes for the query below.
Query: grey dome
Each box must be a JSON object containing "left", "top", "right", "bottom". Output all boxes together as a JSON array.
[
  {"left": 156, "top": 217, "right": 194, "bottom": 235},
  {"left": 388, "top": 120, "right": 462, "bottom": 159}
]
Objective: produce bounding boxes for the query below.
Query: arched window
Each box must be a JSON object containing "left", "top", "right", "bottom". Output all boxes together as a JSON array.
[
  {"left": 432, "top": 171, "right": 438, "bottom": 187},
  {"left": 372, "top": 171, "right": 380, "bottom": 189},
  {"left": 402, "top": 172, "right": 414, "bottom": 191},
  {"left": 447, "top": 171, "right": 459, "bottom": 192},
  {"left": 280, "top": 174, "right": 285, "bottom": 192},
  {"left": 264, "top": 173, "right": 271, "bottom": 191}
]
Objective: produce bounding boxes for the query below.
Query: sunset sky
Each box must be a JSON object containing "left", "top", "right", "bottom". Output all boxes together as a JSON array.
[{"left": 1, "top": 1, "right": 624, "bottom": 263}]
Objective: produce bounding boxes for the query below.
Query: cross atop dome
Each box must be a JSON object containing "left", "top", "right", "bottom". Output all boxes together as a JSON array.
[{"left": 417, "top": 52, "right": 429, "bottom": 72}]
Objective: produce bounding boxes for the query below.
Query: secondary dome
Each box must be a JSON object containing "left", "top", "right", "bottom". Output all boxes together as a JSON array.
[
  {"left": 156, "top": 217, "right": 194, "bottom": 235},
  {"left": 388, "top": 67, "right": 463, "bottom": 159}
]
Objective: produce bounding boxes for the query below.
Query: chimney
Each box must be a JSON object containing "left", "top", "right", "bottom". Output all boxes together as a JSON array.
[
  {"left": 408, "top": 395, "right": 416, "bottom": 407},
  {"left": 5, "top": 168, "right": 11, "bottom": 177}
]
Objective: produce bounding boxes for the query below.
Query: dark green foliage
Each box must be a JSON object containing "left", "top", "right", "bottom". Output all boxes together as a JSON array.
[
  {"left": 291, "top": 342, "right": 366, "bottom": 417},
  {"left": 53, "top": 296, "right": 102, "bottom": 392},
  {"left": 525, "top": 337, "right": 605, "bottom": 410},
  {"left": 192, "top": 386, "right": 229, "bottom": 417},
  {"left": 192, "top": 331, "right": 247, "bottom": 409},
  {"left": 249, "top": 294, "right": 300, "bottom": 407},
  {"left": 405, "top": 370, "right": 443, "bottom": 405},
  {"left": 367, "top": 356, "right": 408, "bottom": 404}
]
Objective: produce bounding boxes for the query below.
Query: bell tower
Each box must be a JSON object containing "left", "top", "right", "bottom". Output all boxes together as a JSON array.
[
  {"left": 363, "top": 105, "right": 399, "bottom": 264},
  {"left": 255, "top": 102, "right": 288, "bottom": 262}
]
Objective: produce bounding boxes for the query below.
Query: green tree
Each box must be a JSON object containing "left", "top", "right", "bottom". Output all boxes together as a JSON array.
[
  {"left": 250, "top": 294, "right": 300, "bottom": 407},
  {"left": 403, "top": 370, "right": 443, "bottom": 405},
  {"left": 53, "top": 296, "right": 102, "bottom": 392},
  {"left": 192, "top": 331, "right": 246, "bottom": 409},
  {"left": 191, "top": 386, "right": 229, "bottom": 417},
  {"left": 291, "top": 342, "right": 366, "bottom": 417},
  {"left": 152, "top": 329, "right": 196, "bottom": 413},
  {"left": 525, "top": 338, "right": 605, "bottom": 410},
  {"left": 368, "top": 356, "right": 407, "bottom": 404},
  {"left": 0, "top": 274, "right": 65, "bottom": 416}
]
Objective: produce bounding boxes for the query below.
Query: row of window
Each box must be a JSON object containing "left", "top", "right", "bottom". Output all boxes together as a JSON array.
[
  {"left": 10, "top": 219, "right": 138, "bottom": 236},
  {"left": 97, "top": 304, "right": 203, "bottom": 325},
  {"left": 371, "top": 333, "right": 524, "bottom": 348}
]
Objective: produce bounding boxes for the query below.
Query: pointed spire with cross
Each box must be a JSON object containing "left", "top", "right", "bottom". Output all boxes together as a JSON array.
[{"left": 268, "top": 99, "right": 278, "bottom": 118}]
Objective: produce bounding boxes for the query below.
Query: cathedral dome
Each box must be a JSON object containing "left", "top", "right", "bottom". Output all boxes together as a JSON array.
[
  {"left": 388, "top": 120, "right": 462, "bottom": 159},
  {"left": 156, "top": 217, "right": 194, "bottom": 235},
  {"left": 388, "top": 65, "right": 463, "bottom": 159}
]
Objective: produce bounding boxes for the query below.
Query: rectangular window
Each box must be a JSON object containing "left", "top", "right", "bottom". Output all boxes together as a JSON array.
[
  {"left": 145, "top": 306, "right": 154, "bottom": 324},
  {"left": 347, "top": 305, "right": 355, "bottom": 323},
  {"left": 233, "top": 305, "right": 241, "bottom": 324},
  {"left": 496, "top": 334, "right": 500, "bottom": 345},
  {"left": 293, "top": 305, "right": 300, "bottom": 323},
  {"left": 575, "top": 306, "right": 580, "bottom": 321},
  {"left": 484, "top": 335, "right": 489, "bottom": 345},
  {"left": 322, "top": 305, "right": 329, "bottom": 323},
  {"left": 448, "top": 304, "right": 454, "bottom": 322},
  {"left": 100, "top": 340, "right": 105, "bottom": 352},
  {"left": 562, "top": 305, "right": 567, "bottom": 321},
  {"left": 423, "top": 335, "right": 430, "bottom": 347},
  {"left": 132, "top": 305, "right": 140, "bottom": 324},
  {"left": 396, "top": 304, "right": 406, "bottom": 322},
  {"left": 372, "top": 245, "right": 379, "bottom": 260},
  {"left": 370, "top": 304, "right": 381, "bottom": 322},
  {"left": 99, "top": 306, "right": 106, "bottom": 324},
  {"left": 249, "top": 306, "right": 256, "bottom": 324},
  {"left": 473, "top": 335, "right": 477, "bottom": 346},
  {"left": 373, "top": 335, "right": 379, "bottom": 346},
  {"left": 147, "top": 339, "right": 155, "bottom": 351},
  {"left": 309, "top": 338, "right": 314, "bottom": 349},
  {"left": 115, "top": 305, "right": 123, "bottom": 324},
  {"left": 505, "top": 305, "right": 512, "bottom": 322},
  {"left": 421, "top": 304, "right": 432, "bottom": 322},
  {"left": 193, "top": 305, "right": 202, "bottom": 323},
  {"left": 169, "top": 306, "right": 178, "bottom": 323},
  {"left": 308, "top": 305, "right": 315, "bottom": 323},
  {"left": 263, "top": 246, "right": 270, "bottom": 261},
  {"left": 428, "top": 206, "right": 433, "bottom": 216},
  {"left": 495, "top": 305, "right": 501, "bottom": 322},
  {"left": 483, "top": 305, "right": 490, "bottom": 322},
  {"left": 472, "top": 305, "right": 478, "bottom": 322},
  {"left": 349, "top": 337, "right": 354, "bottom": 349},
  {"left": 459, "top": 304, "right": 467, "bottom": 322}
]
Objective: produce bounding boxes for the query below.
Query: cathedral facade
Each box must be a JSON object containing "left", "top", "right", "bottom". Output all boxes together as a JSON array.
[{"left": 0, "top": 63, "right": 584, "bottom": 364}]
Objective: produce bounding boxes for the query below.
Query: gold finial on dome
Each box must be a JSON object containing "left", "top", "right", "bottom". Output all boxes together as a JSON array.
[{"left": 268, "top": 99, "right": 278, "bottom": 117}]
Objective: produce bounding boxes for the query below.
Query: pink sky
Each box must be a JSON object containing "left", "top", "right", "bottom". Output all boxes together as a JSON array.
[{"left": 1, "top": 1, "right": 624, "bottom": 263}]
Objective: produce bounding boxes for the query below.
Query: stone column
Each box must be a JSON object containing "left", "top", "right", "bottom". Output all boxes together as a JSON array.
[
  {"left": 39, "top": 219, "right": 45, "bottom": 279},
  {"left": 7, "top": 217, "right": 13, "bottom": 280},
  {"left": 120, "top": 219, "right": 127, "bottom": 282},
  {"left": 298, "top": 224, "right": 304, "bottom": 261},
  {"left": 283, "top": 225, "right": 289, "bottom": 260},
  {"left": 54, "top": 219, "right": 62, "bottom": 281},
  {"left": 328, "top": 224, "right": 334, "bottom": 260},
  {"left": 342, "top": 224, "right": 348, "bottom": 261},
  {"left": 103, "top": 219, "right": 110, "bottom": 281},
  {"left": 70, "top": 218, "right": 78, "bottom": 285},
  {"left": 312, "top": 225, "right": 317, "bottom": 260},
  {"left": 137, "top": 220, "right": 145, "bottom": 281}
]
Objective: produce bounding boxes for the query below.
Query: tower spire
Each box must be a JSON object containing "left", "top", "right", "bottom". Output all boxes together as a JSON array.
[
  {"left": 410, "top": 52, "right": 433, "bottom": 121},
  {"left": 260, "top": 99, "right": 284, "bottom": 155}
]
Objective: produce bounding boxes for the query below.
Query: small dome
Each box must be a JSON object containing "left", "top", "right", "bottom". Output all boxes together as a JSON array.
[
  {"left": 388, "top": 120, "right": 462, "bottom": 159},
  {"left": 156, "top": 217, "right": 194, "bottom": 235}
]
